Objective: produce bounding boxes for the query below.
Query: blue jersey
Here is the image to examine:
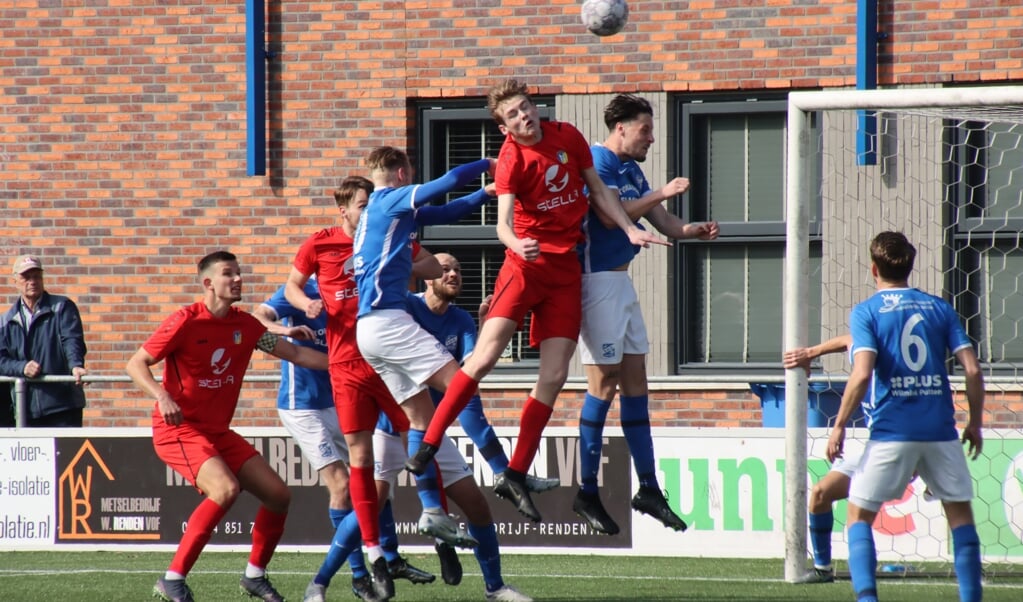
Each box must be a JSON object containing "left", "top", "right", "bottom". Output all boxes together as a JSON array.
[
  {"left": 377, "top": 292, "right": 479, "bottom": 435},
  {"left": 260, "top": 279, "right": 332, "bottom": 411},
  {"left": 849, "top": 287, "right": 973, "bottom": 442},
  {"left": 579, "top": 144, "right": 647, "bottom": 273},
  {"left": 405, "top": 292, "right": 477, "bottom": 364},
  {"left": 354, "top": 159, "right": 491, "bottom": 317}
]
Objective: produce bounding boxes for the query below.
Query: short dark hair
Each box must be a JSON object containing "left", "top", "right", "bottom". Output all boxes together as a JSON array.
[
  {"left": 365, "top": 146, "right": 411, "bottom": 173},
  {"left": 197, "top": 250, "right": 236, "bottom": 275},
  {"left": 333, "top": 176, "right": 373, "bottom": 208},
  {"left": 487, "top": 79, "right": 532, "bottom": 125},
  {"left": 870, "top": 231, "right": 916, "bottom": 281},
  {"left": 603, "top": 94, "right": 653, "bottom": 130}
]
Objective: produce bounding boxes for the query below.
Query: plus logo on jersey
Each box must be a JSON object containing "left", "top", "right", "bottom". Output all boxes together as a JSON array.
[{"left": 210, "top": 348, "right": 232, "bottom": 375}]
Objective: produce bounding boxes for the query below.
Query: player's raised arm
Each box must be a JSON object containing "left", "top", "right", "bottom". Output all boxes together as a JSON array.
[
  {"left": 783, "top": 334, "right": 853, "bottom": 372},
  {"left": 413, "top": 158, "right": 495, "bottom": 207},
  {"left": 583, "top": 166, "right": 669, "bottom": 248},
  {"left": 257, "top": 330, "right": 328, "bottom": 371},
  {"left": 416, "top": 185, "right": 494, "bottom": 226},
  {"left": 252, "top": 302, "right": 315, "bottom": 341}
]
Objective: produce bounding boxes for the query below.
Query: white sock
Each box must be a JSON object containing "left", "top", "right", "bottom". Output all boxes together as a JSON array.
[
  {"left": 244, "top": 563, "right": 265, "bottom": 579},
  {"left": 366, "top": 545, "right": 384, "bottom": 563},
  {"left": 164, "top": 571, "right": 185, "bottom": 581}
]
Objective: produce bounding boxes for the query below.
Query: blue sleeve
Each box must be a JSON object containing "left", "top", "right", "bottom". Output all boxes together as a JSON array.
[
  {"left": 415, "top": 188, "right": 490, "bottom": 225},
  {"left": 412, "top": 159, "right": 491, "bottom": 207},
  {"left": 849, "top": 304, "right": 877, "bottom": 356},
  {"left": 591, "top": 145, "right": 619, "bottom": 188},
  {"left": 457, "top": 311, "right": 477, "bottom": 361}
]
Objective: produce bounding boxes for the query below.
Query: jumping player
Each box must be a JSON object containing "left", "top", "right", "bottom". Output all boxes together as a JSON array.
[
  {"left": 574, "top": 93, "right": 716, "bottom": 535},
  {"left": 406, "top": 79, "right": 667, "bottom": 523}
]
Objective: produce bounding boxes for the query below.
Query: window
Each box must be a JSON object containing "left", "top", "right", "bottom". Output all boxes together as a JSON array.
[
  {"left": 676, "top": 98, "right": 822, "bottom": 370},
  {"left": 416, "top": 101, "right": 555, "bottom": 368},
  {"left": 950, "top": 120, "right": 1023, "bottom": 366}
]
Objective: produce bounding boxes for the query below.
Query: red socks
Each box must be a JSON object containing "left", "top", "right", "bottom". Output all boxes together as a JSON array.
[
  {"left": 424, "top": 369, "right": 479, "bottom": 445},
  {"left": 169, "top": 498, "right": 229, "bottom": 576},
  {"left": 248, "top": 506, "right": 287, "bottom": 570},
  {"left": 508, "top": 396, "right": 553, "bottom": 474},
  {"left": 349, "top": 464, "right": 380, "bottom": 547}
]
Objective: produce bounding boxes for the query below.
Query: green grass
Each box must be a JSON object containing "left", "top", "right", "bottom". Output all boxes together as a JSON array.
[{"left": 1, "top": 551, "right": 1021, "bottom": 601}]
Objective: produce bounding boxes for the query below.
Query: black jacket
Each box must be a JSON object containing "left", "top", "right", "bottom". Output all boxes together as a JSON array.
[{"left": 0, "top": 292, "right": 87, "bottom": 419}]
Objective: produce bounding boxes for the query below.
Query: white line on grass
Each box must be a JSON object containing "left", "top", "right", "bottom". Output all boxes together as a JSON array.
[{"left": 0, "top": 569, "right": 1021, "bottom": 590}]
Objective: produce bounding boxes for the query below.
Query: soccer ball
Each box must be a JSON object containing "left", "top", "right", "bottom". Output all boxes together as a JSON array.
[{"left": 580, "top": 0, "right": 629, "bottom": 37}]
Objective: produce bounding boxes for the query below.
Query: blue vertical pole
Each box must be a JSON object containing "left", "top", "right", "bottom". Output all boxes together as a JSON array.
[
  {"left": 246, "top": 0, "right": 266, "bottom": 176},
  {"left": 856, "top": 0, "right": 878, "bottom": 166}
]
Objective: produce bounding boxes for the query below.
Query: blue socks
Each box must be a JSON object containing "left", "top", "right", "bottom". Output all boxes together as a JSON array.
[
  {"left": 315, "top": 510, "right": 362, "bottom": 586},
  {"left": 848, "top": 521, "right": 877, "bottom": 601},
  {"left": 620, "top": 394, "right": 656, "bottom": 489},
  {"left": 459, "top": 395, "right": 509, "bottom": 475},
  {"left": 579, "top": 393, "right": 612, "bottom": 495},
  {"left": 469, "top": 522, "right": 504, "bottom": 593},
  {"left": 808, "top": 510, "right": 834, "bottom": 568},
  {"left": 379, "top": 500, "right": 399, "bottom": 563},
  {"left": 952, "top": 524, "right": 982, "bottom": 602},
  {"left": 408, "top": 429, "right": 444, "bottom": 509}
]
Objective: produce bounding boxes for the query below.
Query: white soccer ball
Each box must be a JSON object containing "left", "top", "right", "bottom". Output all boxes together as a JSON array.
[{"left": 580, "top": 0, "right": 629, "bottom": 37}]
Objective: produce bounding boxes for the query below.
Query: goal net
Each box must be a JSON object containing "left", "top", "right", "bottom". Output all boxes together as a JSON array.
[{"left": 784, "top": 86, "right": 1023, "bottom": 582}]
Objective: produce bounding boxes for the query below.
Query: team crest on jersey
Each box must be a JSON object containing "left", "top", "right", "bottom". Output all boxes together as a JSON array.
[
  {"left": 445, "top": 334, "right": 458, "bottom": 352},
  {"left": 879, "top": 293, "right": 902, "bottom": 313},
  {"left": 556, "top": 150, "right": 568, "bottom": 164},
  {"left": 601, "top": 343, "right": 616, "bottom": 359},
  {"left": 342, "top": 256, "right": 356, "bottom": 276},
  {"left": 233, "top": 330, "right": 242, "bottom": 344}
]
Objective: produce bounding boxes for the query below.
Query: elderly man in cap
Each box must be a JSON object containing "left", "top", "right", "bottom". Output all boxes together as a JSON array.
[{"left": 0, "top": 255, "right": 88, "bottom": 427}]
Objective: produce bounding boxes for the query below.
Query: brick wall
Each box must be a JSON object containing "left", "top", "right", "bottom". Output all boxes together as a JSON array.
[{"left": 2, "top": 1, "right": 1021, "bottom": 427}]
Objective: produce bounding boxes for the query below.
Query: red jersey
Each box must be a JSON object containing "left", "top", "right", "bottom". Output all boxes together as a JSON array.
[
  {"left": 143, "top": 302, "right": 267, "bottom": 434},
  {"left": 293, "top": 227, "right": 361, "bottom": 363},
  {"left": 494, "top": 120, "right": 594, "bottom": 254}
]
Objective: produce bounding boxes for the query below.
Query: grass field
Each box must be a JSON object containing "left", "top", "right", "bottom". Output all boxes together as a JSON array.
[{"left": 2, "top": 551, "right": 1022, "bottom": 601}]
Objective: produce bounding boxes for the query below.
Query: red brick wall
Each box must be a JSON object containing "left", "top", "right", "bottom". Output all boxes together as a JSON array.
[{"left": 2, "top": 1, "right": 1021, "bottom": 427}]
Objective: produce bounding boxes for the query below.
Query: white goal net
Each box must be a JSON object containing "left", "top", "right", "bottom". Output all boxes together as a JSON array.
[{"left": 784, "top": 86, "right": 1023, "bottom": 582}]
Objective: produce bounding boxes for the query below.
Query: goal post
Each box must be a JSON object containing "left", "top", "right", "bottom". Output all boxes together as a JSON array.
[{"left": 784, "top": 85, "right": 1023, "bottom": 582}]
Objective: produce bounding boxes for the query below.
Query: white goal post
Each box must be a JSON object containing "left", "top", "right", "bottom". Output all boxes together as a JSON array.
[{"left": 784, "top": 85, "right": 1023, "bottom": 582}]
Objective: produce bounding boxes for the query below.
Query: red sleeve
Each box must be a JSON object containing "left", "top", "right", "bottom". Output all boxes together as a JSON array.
[
  {"left": 142, "top": 308, "right": 189, "bottom": 363},
  {"left": 293, "top": 235, "right": 318, "bottom": 276},
  {"left": 494, "top": 138, "right": 522, "bottom": 196}
]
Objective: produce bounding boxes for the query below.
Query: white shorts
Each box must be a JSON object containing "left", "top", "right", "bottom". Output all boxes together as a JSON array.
[
  {"left": 830, "top": 452, "right": 862, "bottom": 478},
  {"left": 277, "top": 407, "right": 350, "bottom": 471},
  {"left": 373, "top": 429, "right": 472, "bottom": 490},
  {"left": 849, "top": 439, "right": 974, "bottom": 512},
  {"left": 578, "top": 271, "right": 649, "bottom": 365},
  {"left": 357, "top": 310, "right": 455, "bottom": 403}
]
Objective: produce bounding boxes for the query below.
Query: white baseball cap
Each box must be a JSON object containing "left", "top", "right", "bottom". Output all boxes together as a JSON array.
[{"left": 12, "top": 255, "right": 44, "bottom": 275}]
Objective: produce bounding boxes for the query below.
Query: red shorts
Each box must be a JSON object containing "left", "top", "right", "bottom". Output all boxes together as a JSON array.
[
  {"left": 330, "top": 358, "right": 409, "bottom": 434},
  {"left": 152, "top": 421, "right": 258, "bottom": 489},
  {"left": 488, "top": 250, "right": 582, "bottom": 347}
]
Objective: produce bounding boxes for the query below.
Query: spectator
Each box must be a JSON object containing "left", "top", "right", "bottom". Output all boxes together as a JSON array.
[{"left": 0, "top": 255, "right": 87, "bottom": 427}]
